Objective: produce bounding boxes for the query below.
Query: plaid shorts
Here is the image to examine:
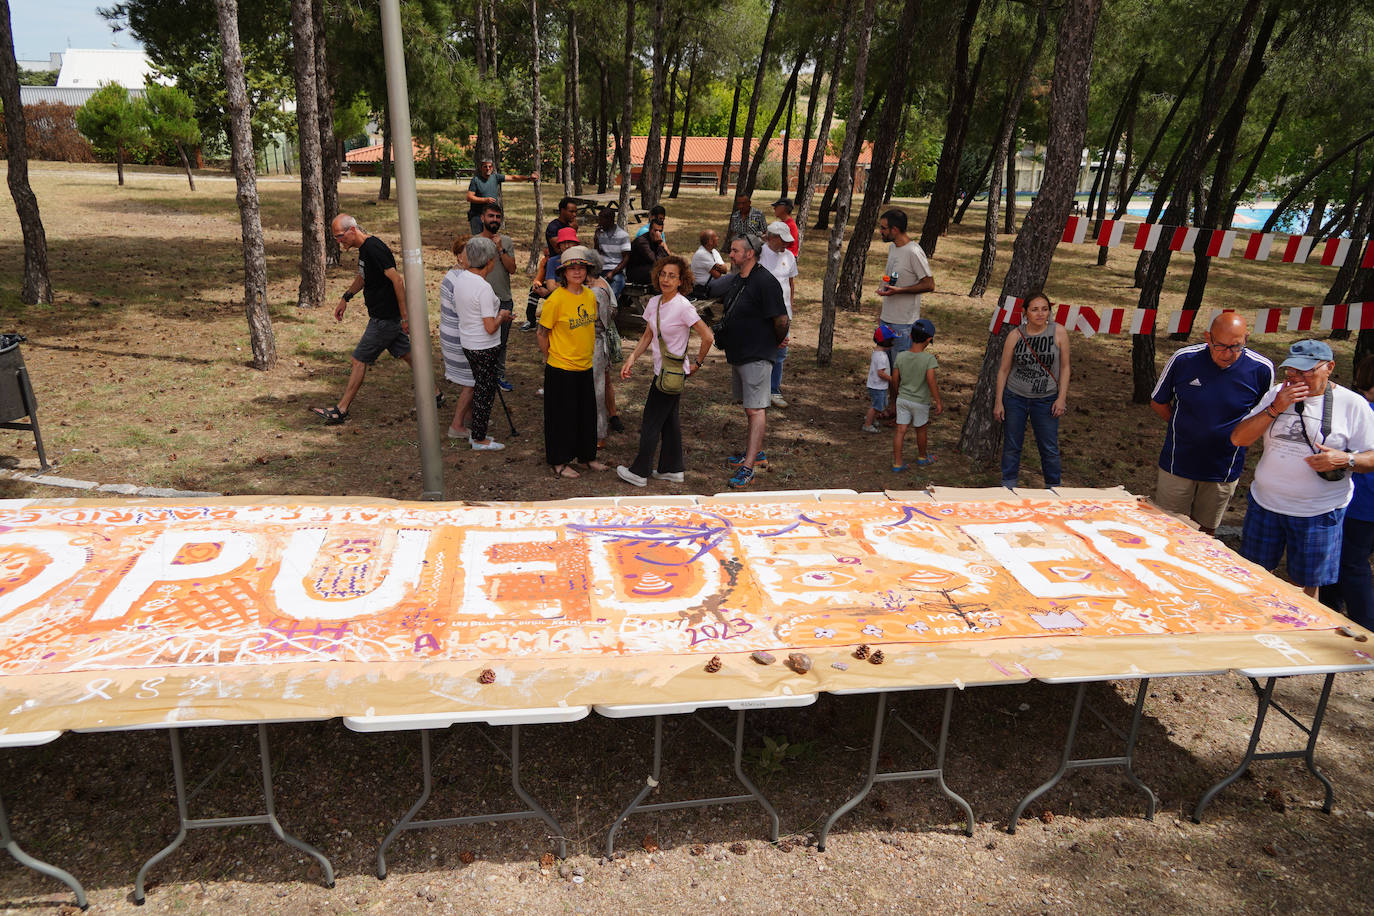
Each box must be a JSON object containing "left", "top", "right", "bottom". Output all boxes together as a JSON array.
[{"left": 1239, "top": 494, "right": 1345, "bottom": 588}]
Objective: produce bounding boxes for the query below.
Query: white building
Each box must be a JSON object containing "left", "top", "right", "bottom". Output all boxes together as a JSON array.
[{"left": 55, "top": 48, "right": 162, "bottom": 89}]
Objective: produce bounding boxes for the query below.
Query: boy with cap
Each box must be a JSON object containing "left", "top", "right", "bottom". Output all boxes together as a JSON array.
[
  {"left": 1231, "top": 339, "right": 1374, "bottom": 597},
  {"left": 864, "top": 325, "right": 896, "bottom": 432},
  {"left": 890, "top": 317, "right": 943, "bottom": 472}
]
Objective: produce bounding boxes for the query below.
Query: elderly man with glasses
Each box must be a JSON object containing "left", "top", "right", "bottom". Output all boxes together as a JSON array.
[
  {"left": 1230, "top": 338, "right": 1374, "bottom": 597},
  {"left": 1149, "top": 312, "right": 1274, "bottom": 534}
]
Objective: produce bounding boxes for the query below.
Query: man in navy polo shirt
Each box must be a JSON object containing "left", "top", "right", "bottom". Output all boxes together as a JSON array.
[{"left": 1150, "top": 312, "right": 1273, "bottom": 534}]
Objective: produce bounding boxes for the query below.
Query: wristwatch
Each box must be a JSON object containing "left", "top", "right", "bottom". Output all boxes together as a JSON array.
[{"left": 1347, "top": 451, "right": 1357, "bottom": 469}]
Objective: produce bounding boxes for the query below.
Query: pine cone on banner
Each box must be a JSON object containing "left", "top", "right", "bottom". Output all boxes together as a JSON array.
[
  {"left": 869, "top": 649, "right": 885, "bottom": 664},
  {"left": 705, "top": 655, "right": 723, "bottom": 673},
  {"left": 853, "top": 644, "right": 871, "bottom": 660},
  {"left": 478, "top": 668, "right": 496, "bottom": 684}
]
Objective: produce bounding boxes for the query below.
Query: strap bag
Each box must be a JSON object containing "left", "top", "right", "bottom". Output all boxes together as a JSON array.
[
  {"left": 709, "top": 274, "right": 746, "bottom": 353},
  {"left": 653, "top": 298, "right": 689, "bottom": 396},
  {"left": 1296, "top": 385, "right": 1350, "bottom": 481}
]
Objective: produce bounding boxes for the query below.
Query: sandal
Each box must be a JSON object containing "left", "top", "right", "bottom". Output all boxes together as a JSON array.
[
  {"left": 310, "top": 405, "right": 349, "bottom": 425},
  {"left": 551, "top": 464, "right": 581, "bottom": 479},
  {"left": 916, "top": 455, "right": 935, "bottom": 466},
  {"left": 584, "top": 460, "right": 609, "bottom": 472}
]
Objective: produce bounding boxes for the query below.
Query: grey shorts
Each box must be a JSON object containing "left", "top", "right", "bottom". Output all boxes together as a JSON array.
[
  {"left": 731, "top": 360, "right": 773, "bottom": 409},
  {"left": 353, "top": 318, "right": 410, "bottom": 364},
  {"left": 895, "top": 397, "right": 930, "bottom": 427}
]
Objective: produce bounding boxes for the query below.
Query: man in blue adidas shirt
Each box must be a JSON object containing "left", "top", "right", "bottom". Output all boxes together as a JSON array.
[{"left": 1150, "top": 312, "right": 1273, "bottom": 534}]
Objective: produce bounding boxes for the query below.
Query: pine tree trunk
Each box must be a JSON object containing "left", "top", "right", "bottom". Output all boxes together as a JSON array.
[
  {"left": 794, "top": 36, "right": 829, "bottom": 204},
  {"left": 214, "top": 0, "right": 275, "bottom": 370},
  {"left": 669, "top": 43, "right": 699, "bottom": 199},
  {"left": 795, "top": 11, "right": 850, "bottom": 247},
  {"left": 561, "top": 37, "right": 574, "bottom": 197},
  {"left": 735, "top": 0, "right": 781, "bottom": 199},
  {"left": 814, "top": 86, "right": 883, "bottom": 231},
  {"left": 0, "top": 0, "right": 53, "bottom": 304},
  {"left": 379, "top": 105, "right": 392, "bottom": 200},
  {"left": 597, "top": 55, "right": 609, "bottom": 192},
  {"left": 817, "top": 0, "right": 878, "bottom": 366},
  {"left": 659, "top": 39, "right": 679, "bottom": 199},
  {"left": 617, "top": 0, "right": 635, "bottom": 227},
  {"left": 116, "top": 145, "right": 126, "bottom": 186},
  {"left": 919, "top": 0, "right": 984, "bottom": 256},
  {"left": 527, "top": 0, "right": 546, "bottom": 271},
  {"left": 1326, "top": 166, "right": 1374, "bottom": 307},
  {"left": 958, "top": 0, "right": 1103, "bottom": 463},
  {"left": 744, "top": 52, "right": 803, "bottom": 198},
  {"left": 1003, "top": 134, "right": 1017, "bottom": 234},
  {"left": 719, "top": 75, "right": 742, "bottom": 195},
  {"left": 953, "top": 148, "right": 995, "bottom": 224},
  {"left": 639, "top": 0, "right": 667, "bottom": 208},
  {"left": 570, "top": 10, "right": 582, "bottom": 194},
  {"left": 290, "top": 0, "right": 326, "bottom": 309},
  {"left": 781, "top": 85, "right": 793, "bottom": 194},
  {"left": 312, "top": 0, "right": 339, "bottom": 266},
  {"left": 476, "top": 0, "right": 495, "bottom": 164}
]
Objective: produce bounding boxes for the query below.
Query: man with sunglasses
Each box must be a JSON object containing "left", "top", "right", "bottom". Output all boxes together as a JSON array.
[
  {"left": 1230, "top": 339, "right": 1374, "bottom": 597},
  {"left": 1149, "top": 312, "right": 1273, "bottom": 534}
]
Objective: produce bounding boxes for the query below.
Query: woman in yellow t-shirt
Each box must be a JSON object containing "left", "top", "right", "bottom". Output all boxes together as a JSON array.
[{"left": 537, "top": 245, "right": 608, "bottom": 478}]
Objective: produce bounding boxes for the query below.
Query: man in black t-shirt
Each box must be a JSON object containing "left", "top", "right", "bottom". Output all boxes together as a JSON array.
[
  {"left": 310, "top": 213, "right": 417, "bottom": 424},
  {"left": 704, "top": 238, "right": 788, "bottom": 488},
  {"left": 545, "top": 197, "right": 578, "bottom": 255}
]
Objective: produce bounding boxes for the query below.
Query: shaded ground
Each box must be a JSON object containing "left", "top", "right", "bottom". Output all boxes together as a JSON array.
[{"left": 0, "top": 164, "right": 1370, "bottom": 914}]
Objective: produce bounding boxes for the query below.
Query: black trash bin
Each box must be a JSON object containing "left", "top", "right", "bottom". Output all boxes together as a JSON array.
[{"left": 0, "top": 333, "right": 49, "bottom": 471}]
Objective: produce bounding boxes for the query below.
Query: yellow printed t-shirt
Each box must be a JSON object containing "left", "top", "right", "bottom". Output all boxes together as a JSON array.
[{"left": 540, "top": 286, "right": 597, "bottom": 371}]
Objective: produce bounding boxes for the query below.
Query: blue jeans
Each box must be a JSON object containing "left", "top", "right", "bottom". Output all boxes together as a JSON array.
[
  {"left": 882, "top": 321, "right": 914, "bottom": 369},
  {"left": 1320, "top": 515, "right": 1374, "bottom": 629},
  {"left": 1001, "top": 392, "right": 1060, "bottom": 488},
  {"left": 771, "top": 343, "right": 787, "bottom": 395},
  {"left": 604, "top": 271, "right": 626, "bottom": 299}
]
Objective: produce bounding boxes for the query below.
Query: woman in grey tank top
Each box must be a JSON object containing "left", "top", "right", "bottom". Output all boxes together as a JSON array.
[{"left": 993, "top": 292, "right": 1072, "bottom": 488}]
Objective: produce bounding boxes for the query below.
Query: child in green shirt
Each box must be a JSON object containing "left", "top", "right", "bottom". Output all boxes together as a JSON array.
[{"left": 890, "top": 318, "right": 943, "bottom": 472}]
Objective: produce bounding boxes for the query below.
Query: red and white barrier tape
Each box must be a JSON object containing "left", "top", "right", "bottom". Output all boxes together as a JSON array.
[{"left": 1059, "top": 216, "right": 1374, "bottom": 269}]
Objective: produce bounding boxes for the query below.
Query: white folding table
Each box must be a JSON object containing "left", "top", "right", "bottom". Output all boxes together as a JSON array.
[
  {"left": 0, "top": 730, "right": 87, "bottom": 910},
  {"left": 343, "top": 705, "right": 590, "bottom": 877}
]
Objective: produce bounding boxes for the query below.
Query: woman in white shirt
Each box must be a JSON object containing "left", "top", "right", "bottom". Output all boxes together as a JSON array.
[
  {"left": 615, "top": 255, "right": 714, "bottom": 486},
  {"left": 451, "top": 236, "right": 512, "bottom": 450}
]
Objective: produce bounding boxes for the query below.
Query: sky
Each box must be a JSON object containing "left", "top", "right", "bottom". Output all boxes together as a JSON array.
[{"left": 10, "top": 0, "right": 143, "bottom": 63}]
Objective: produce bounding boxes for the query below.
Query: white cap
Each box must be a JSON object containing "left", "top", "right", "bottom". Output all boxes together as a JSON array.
[{"left": 765, "top": 220, "right": 794, "bottom": 243}]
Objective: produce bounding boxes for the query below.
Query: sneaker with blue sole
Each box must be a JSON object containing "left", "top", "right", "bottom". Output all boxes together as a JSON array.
[
  {"left": 727, "top": 465, "right": 755, "bottom": 488},
  {"left": 497, "top": 379, "right": 514, "bottom": 392},
  {"left": 725, "top": 451, "right": 768, "bottom": 470}
]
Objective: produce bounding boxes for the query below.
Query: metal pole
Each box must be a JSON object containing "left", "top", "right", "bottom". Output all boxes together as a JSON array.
[{"left": 379, "top": 0, "right": 445, "bottom": 500}]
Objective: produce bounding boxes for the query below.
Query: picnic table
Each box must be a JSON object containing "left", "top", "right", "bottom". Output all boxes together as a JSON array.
[{"left": 568, "top": 191, "right": 648, "bottom": 223}]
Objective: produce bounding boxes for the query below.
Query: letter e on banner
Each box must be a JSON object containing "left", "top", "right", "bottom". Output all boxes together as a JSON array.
[
  {"left": 962, "top": 522, "right": 1126, "bottom": 599},
  {"left": 1063, "top": 520, "right": 1248, "bottom": 596}
]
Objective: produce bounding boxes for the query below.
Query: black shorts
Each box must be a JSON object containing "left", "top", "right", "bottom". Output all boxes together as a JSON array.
[{"left": 353, "top": 318, "right": 410, "bottom": 364}]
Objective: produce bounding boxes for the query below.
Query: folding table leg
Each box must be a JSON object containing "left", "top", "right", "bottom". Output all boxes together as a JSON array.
[
  {"left": 605, "top": 710, "right": 779, "bottom": 857},
  {"left": 134, "top": 725, "right": 334, "bottom": 905},
  {"left": 819, "top": 689, "right": 973, "bottom": 851},
  {"left": 376, "top": 725, "right": 568, "bottom": 878},
  {"left": 1193, "top": 673, "right": 1336, "bottom": 823},
  {"left": 0, "top": 792, "right": 88, "bottom": 910},
  {"left": 1009, "top": 679, "right": 1155, "bottom": 833}
]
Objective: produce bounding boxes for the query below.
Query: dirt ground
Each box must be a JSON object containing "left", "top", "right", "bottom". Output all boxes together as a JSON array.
[{"left": 1, "top": 164, "right": 1371, "bottom": 914}]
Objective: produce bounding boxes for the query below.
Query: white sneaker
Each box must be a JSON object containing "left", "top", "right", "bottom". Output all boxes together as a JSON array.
[
  {"left": 651, "top": 470, "right": 685, "bottom": 483},
  {"left": 470, "top": 438, "right": 505, "bottom": 451},
  {"left": 617, "top": 465, "right": 648, "bottom": 487},
  {"left": 770, "top": 393, "right": 788, "bottom": 408},
  {"left": 861, "top": 424, "right": 880, "bottom": 433}
]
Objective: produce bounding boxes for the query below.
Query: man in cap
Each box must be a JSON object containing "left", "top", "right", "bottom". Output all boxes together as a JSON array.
[
  {"left": 1231, "top": 339, "right": 1374, "bottom": 596},
  {"left": 760, "top": 220, "right": 799, "bottom": 407},
  {"left": 1150, "top": 312, "right": 1273, "bottom": 534},
  {"left": 772, "top": 197, "right": 800, "bottom": 256}
]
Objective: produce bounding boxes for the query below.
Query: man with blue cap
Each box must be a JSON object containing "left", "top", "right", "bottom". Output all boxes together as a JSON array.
[{"left": 1230, "top": 339, "right": 1374, "bottom": 596}]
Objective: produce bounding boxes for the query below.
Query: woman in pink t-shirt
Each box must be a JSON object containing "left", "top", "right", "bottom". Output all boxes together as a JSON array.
[{"left": 615, "top": 256, "right": 714, "bottom": 486}]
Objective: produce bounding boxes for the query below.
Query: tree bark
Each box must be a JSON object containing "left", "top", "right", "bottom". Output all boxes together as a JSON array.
[
  {"left": 527, "top": 0, "right": 546, "bottom": 271},
  {"left": 290, "top": 0, "right": 326, "bottom": 309},
  {"left": 213, "top": 0, "right": 275, "bottom": 369},
  {"left": 813, "top": 86, "right": 883, "bottom": 231},
  {"left": 719, "top": 74, "right": 742, "bottom": 195},
  {"left": 969, "top": 6, "right": 1048, "bottom": 299},
  {"left": 1262, "top": 127, "right": 1374, "bottom": 232},
  {"left": 744, "top": 51, "right": 804, "bottom": 198},
  {"left": 311, "top": 0, "right": 338, "bottom": 265},
  {"left": 781, "top": 79, "right": 793, "bottom": 195},
  {"left": 659, "top": 35, "right": 680, "bottom": 199},
  {"left": 639, "top": 0, "right": 667, "bottom": 208},
  {"left": 570, "top": 9, "right": 582, "bottom": 194},
  {"left": 562, "top": 27, "right": 574, "bottom": 197},
  {"left": 379, "top": 103, "right": 392, "bottom": 201},
  {"left": 795, "top": 10, "right": 851, "bottom": 247},
  {"left": 919, "top": 0, "right": 985, "bottom": 255},
  {"left": 817, "top": 0, "right": 878, "bottom": 366},
  {"left": 794, "top": 35, "right": 830, "bottom": 204},
  {"left": 735, "top": 0, "right": 782, "bottom": 199},
  {"left": 953, "top": 146, "right": 995, "bottom": 224},
  {"left": 617, "top": 0, "right": 635, "bottom": 227},
  {"left": 1003, "top": 131, "right": 1018, "bottom": 234},
  {"left": 669, "top": 41, "right": 700, "bottom": 200},
  {"left": 958, "top": 0, "right": 1103, "bottom": 462},
  {"left": 597, "top": 54, "right": 609, "bottom": 192},
  {"left": 475, "top": 0, "right": 496, "bottom": 164},
  {"left": 0, "top": 0, "right": 53, "bottom": 303},
  {"left": 1326, "top": 162, "right": 1374, "bottom": 309}
]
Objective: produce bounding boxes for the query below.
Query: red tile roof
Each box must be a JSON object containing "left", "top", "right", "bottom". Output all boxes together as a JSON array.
[{"left": 629, "top": 135, "right": 872, "bottom": 167}]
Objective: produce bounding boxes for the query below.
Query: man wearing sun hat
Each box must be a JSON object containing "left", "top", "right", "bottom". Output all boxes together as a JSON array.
[{"left": 1230, "top": 339, "right": 1374, "bottom": 596}]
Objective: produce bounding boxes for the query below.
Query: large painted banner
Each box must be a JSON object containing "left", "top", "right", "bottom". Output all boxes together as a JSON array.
[{"left": 0, "top": 492, "right": 1368, "bottom": 733}]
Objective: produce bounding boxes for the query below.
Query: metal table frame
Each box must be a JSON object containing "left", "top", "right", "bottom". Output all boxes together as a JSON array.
[
  {"left": 1006, "top": 672, "right": 1221, "bottom": 833},
  {"left": 594, "top": 694, "right": 816, "bottom": 857},
  {"left": 343, "top": 706, "right": 589, "bottom": 877},
  {"left": 77, "top": 718, "right": 335, "bottom": 905},
  {"left": 0, "top": 730, "right": 86, "bottom": 910},
  {"left": 817, "top": 683, "right": 1006, "bottom": 851},
  {"left": 1192, "top": 664, "right": 1369, "bottom": 822}
]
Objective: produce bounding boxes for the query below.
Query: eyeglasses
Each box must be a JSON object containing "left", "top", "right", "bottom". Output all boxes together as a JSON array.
[
  {"left": 1209, "top": 341, "right": 1245, "bottom": 354},
  {"left": 1283, "top": 365, "right": 1325, "bottom": 377}
]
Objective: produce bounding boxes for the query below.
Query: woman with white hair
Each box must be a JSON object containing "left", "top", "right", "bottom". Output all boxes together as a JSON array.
[{"left": 451, "top": 235, "right": 512, "bottom": 450}]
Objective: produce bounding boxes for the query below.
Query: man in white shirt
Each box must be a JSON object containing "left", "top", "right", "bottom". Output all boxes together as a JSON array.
[
  {"left": 760, "top": 221, "right": 799, "bottom": 407},
  {"left": 690, "top": 229, "right": 726, "bottom": 294},
  {"left": 875, "top": 207, "right": 934, "bottom": 357},
  {"left": 594, "top": 207, "right": 631, "bottom": 299},
  {"left": 1231, "top": 339, "right": 1374, "bottom": 596}
]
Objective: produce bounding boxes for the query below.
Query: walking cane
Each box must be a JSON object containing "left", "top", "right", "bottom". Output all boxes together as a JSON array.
[{"left": 496, "top": 387, "right": 517, "bottom": 436}]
